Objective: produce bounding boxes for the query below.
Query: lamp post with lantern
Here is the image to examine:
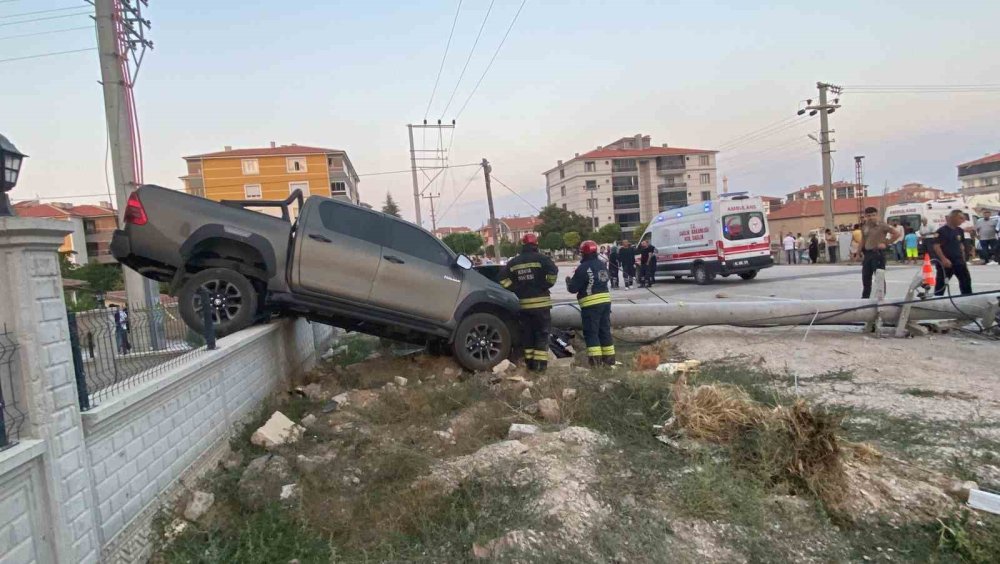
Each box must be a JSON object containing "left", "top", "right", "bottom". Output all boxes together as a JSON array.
[{"left": 0, "top": 133, "right": 27, "bottom": 217}]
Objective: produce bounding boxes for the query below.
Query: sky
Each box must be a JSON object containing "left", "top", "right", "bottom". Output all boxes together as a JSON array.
[{"left": 4, "top": 0, "right": 999, "bottom": 230}]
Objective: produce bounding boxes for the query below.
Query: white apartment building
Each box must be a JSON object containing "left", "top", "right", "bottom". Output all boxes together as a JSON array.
[
  {"left": 958, "top": 152, "right": 1000, "bottom": 196},
  {"left": 543, "top": 134, "right": 718, "bottom": 230}
]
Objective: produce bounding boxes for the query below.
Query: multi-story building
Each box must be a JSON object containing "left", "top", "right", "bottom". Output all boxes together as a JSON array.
[
  {"left": 13, "top": 201, "right": 118, "bottom": 264},
  {"left": 958, "top": 152, "right": 1000, "bottom": 196},
  {"left": 760, "top": 196, "right": 784, "bottom": 215},
  {"left": 181, "top": 143, "right": 361, "bottom": 215},
  {"left": 543, "top": 134, "right": 718, "bottom": 230},
  {"left": 785, "top": 181, "right": 867, "bottom": 203},
  {"left": 477, "top": 216, "right": 542, "bottom": 247}
]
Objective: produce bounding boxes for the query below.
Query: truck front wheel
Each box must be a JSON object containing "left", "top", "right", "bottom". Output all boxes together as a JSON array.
[
  {"left": 452, "top": 313, "right": 511, "bottom": 372},
  {"left": 179, "top": 268, "right": 259, "bottom": 338}
]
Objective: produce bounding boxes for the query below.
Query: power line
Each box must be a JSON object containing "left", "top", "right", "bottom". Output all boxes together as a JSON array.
[
  {"left": 0, "top": 25, "right": 92, "bottom": 41},
  {"left": 0, "top": 46, "right": 95, "bottom": 64},
  {"left": 0, "top": 5, "right": 88, "bottom": 19},
  {"left": 438, "top": 165, "right": 484, "bottom": 222},
  {"left": 488, "top": 172, "right": 540, "bottom": 212},
  {"left": 424, "top": 0, "right": 463, "bottom": 120},
  {"left": 357, "top": 162, "right": 480, "bottom": 177},
  {"left": 438, "top": 0, "right": 496, "bottom": 119},
  {"left": 718, "top": 116, "right": 811, "bottom": 152},
  {"left": 716, "top": 115, "right": 800, "bottom": 150},
  {"left": 454, "top": 0, "right": 528, "bottom": 119},
  {"left": 0, "top": 11, "right": 91, "bottom": 27}
]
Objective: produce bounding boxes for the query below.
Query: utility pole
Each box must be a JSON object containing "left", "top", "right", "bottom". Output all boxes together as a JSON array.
[
  {"left": 422, "top": 192, "right": 440, "bottom": 232},
  {"left": 586, "top": 181, "right": 597, "bottom": 229},
  {"left": 95, "top": 0, "right": 158, "bottom": 311},
  {"left": 800, "top": 82, "right": 842, "bottom": 232},
  {"left": 854, "top": 155, "right": 865, "bottom": 223},
  {"left": 482, "top": 158, "right": 499, "bottom": 259},
  {"left": 407, "top": 120, "right": 454, "bottom": 227}
]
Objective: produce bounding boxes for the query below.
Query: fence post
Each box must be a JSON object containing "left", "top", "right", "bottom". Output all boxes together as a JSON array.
[
  {"left": 66, "top": 310, "right": 91, "bottom": 411},
  {"left": 199, "top": 288, "right": 217, "bottom": 350}
]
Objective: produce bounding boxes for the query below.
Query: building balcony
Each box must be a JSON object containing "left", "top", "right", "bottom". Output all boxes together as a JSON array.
[
  {"left": 656, "top": 165, "right": 685, "bottom": 174},
  {"left": 658, "top": 183, "right": 687, "bottom": 190}
]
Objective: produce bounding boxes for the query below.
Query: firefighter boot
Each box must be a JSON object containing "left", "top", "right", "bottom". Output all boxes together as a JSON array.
[{"left": 603, "top": 355, "right": 617, "bottom": 367}]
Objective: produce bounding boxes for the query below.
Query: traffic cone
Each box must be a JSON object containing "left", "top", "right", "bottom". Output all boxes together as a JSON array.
[{"left": 921, "top": 253, "right": 936, "bottom": 288}]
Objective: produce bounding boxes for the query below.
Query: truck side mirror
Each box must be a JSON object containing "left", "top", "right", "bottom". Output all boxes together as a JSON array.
[{"left": 455, "top": 255, "right": 473, "bottom": 270}]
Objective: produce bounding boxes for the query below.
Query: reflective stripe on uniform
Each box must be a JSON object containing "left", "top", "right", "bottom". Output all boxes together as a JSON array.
[
  {"left": 519, "top": 296, "right": 553, "bottom": 309},
  {"left": 524, "top": 348, "right": 536, "bottom": 360},
  {"left": 601, "top": 345, "right": 616, "bottom": 356},
  {"left": 499, "top": 278, "right": 513, "bottom": 288},
  {"left": 578, "top": 292, "right": 611, "bottom": 307},
  {"left": 531, "top": 350, "right": 549, "bottom": 360},
  {"left": 510, "top": 262, "right": 542, "bottom": 271},
  {"left": 545, "top": 275, "right": 558, "bottom": 283},
  {"left": 587, "top": 346, "right": 602, "bottom": 357}
]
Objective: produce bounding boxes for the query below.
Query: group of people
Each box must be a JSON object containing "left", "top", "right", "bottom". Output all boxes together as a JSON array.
[
  {"left": 781, "top": 232, "right": 838, "bottom": 264},
  {"left": 600, "top": 239, "right": 658, "bottom": 290}
]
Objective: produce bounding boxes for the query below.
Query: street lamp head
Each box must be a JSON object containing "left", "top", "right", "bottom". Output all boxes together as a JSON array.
[{"left": 0, "top": 133, "right": 27, "bottom": 217}]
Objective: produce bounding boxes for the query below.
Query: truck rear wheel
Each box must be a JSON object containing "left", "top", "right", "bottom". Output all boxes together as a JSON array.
[
  {"left": 179, "top": 268, "right": 258, "bottom": 338},
  {"left": 693, "top": 264, "right": 714, "bottom": 285},
  {"left": 739, "top": 270, "right": 758, "bottom": 280},
  {"left": 452, "top": 313, "right": 511, "bottom": 372}
]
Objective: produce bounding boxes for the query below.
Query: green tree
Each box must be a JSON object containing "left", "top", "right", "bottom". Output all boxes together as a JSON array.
[
  {"left": 64, "top": 263, "right": 123, "bottom": 293},
  {"left": 595, "top": 223, "right": 622, "bottom": 244},
  {"left": 499, "top": 239, "right": 518, "bottom": 258},
  {"left": 537, "top": 205, "right": 593, "bottom": 238},
  {"left": 540, "top": 232, "right": 563, "bottom": 252},
  {"left": 563, "top": 231, "right": 582, "bottom": 250},
  {"left": 441, "top": 232, "right": 484, "bottom": 255},
  {"left": 381, "top": 192, "right": 401, "bottom": 218}
]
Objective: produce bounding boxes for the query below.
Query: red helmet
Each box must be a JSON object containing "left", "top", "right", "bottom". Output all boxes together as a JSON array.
[
  {"left": 522, "top": 233, "right": 538, "bottom": 245},
  {"left": 579, "top": 240, "right": 598, "bottom": 255}
]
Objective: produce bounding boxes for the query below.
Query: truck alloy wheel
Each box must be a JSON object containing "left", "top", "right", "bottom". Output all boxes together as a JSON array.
[
  {"left": 452, "top": 313, "right": 511, "bottom": 371},
  {"left": 178, "top": 268, "right": 258, "bottom": 338}
]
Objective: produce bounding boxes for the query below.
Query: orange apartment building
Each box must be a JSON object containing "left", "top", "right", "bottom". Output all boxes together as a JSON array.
[{"left": 181, "top": 143, "right": 361, "bottom": 216}]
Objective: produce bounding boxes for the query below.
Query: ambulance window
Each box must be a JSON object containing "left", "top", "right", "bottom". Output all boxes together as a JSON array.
[
  {"left": 723, "top": 212, "right": 765, "bottom": 241},
  {"left": 640, "top": 232, "right": 652, "bottom": 244}
]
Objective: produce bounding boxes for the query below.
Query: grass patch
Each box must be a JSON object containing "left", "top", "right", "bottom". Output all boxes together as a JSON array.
[
  {"left": 902, "top": 388, "right": 978, "bottom": 401},
  {"left": 812, "top": 369, "right": 855, "bottom": 382}
]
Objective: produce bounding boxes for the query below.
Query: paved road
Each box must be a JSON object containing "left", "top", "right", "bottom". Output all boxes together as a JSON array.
[{"left": 548, "top": 263, "right": 1000, "bottom": 304}]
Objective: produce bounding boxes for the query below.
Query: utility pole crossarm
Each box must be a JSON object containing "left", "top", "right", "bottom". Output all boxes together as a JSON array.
[{"left": 802, "top": 82, "right": 842, "bottom": 232}]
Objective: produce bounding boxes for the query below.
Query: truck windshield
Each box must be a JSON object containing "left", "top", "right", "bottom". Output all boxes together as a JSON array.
[{"left": 723, "top": 212, "right": 766, "bottom": 241}]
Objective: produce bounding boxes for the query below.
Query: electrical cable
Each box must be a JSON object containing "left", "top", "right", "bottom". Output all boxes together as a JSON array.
[
  {"left": 0, "top": 25, "right": 91, "bottom": 40},
  {"left": 487, "top": 173, "right": 540, "bottom": 212},
  {"left": 717, "top": 115, "right": 801, "bottom": 149},
  {"left": 717, "top": 116, "right": 811, "bottom": 152},
  {"left": 0, "top": 5, "right": 88, "bottom": 19},
  {"left": 454, "top": 0, "right": 528, "bottom": 120},
  {"left": 437, "top": 164, "right": 484, "bottom": 222},
  {"left": 0, "top": 46, "right": 94, "bottom": 64},
  {"left": 358, "top": 163, "right": 481, "bottom": 177},
  {"left": 438, "top": 0, "right": 496, "bottom": 119},
  {"left": 424, "top": 0, "right": 463, "bottom": 119},
  {"left": 0, "top": 11, "right": 91, "bottom": 27}
]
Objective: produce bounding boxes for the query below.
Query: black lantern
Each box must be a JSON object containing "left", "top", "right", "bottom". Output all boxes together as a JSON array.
[{"left": 1, "top": 133, "right": 27, "bottom": 217}]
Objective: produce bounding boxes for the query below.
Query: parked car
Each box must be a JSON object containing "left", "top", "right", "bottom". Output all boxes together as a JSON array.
[{"left": 111, "top": 185, "right": 520, "bottom": 371}]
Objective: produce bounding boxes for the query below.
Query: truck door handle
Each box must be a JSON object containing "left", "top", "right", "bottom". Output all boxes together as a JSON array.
[
  {"left": 308, "top": 234, "right": 332, "bottom": 243},
  {"left": 385, "top": 255, "right": 405, "bottom": 264}
]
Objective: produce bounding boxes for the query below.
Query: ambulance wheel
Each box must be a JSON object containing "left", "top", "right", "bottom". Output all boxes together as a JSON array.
[
  {"left": 693, "top": 264, "right": 714, "bottom": 285},
  {"left": 739, "top": 270, "right": 759, "bottom": 280}
]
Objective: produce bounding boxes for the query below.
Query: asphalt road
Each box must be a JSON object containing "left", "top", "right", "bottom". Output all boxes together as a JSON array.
[{"left": 548, "top": 263, "right": 1000, "bottom": 304}]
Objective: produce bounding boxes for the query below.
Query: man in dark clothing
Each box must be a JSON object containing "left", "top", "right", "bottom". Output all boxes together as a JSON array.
[
  {"left": 499, "top": 234, "right": 559, "bottom": 371},
  {"left": 859, "top": 207, "right": 900, "bottom": 298},
  {"left": 638, "top": 239, "right": 657, "bottom": 288},
  {"left": 608, "top": 244, "right": 620, "bottom": 289},
  {"left": 618, "top": 239, "right": 637, "bottom": 290},
  {"left": 933, "top": 210, "right": 974, "bottom": 296},
  {"left": 566, "top": 240, "right": 615, "bottom": 367}
]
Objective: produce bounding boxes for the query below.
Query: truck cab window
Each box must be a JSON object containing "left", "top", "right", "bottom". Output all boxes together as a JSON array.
[
  {"left": 385, "top": 220, "right": 453, "bottom": 266},
  {"left": 318, "top": 201, "right": 385, "bottom": 244}
]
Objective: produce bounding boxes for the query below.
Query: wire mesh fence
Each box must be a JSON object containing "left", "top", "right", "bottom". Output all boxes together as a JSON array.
[
  {"left": 68, "top": 302, "right": 215, "bottom": 406},
  {"left": 1, "top": 325, "right": 25, "bottom": 451}
]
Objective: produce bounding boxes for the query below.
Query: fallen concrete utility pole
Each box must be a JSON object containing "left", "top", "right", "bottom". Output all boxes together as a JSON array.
[{"left": 550, "top": 293, "right": 999, "bottom": 330}]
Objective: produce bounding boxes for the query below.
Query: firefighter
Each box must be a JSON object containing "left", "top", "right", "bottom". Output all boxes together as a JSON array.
[
  {"left": 566, "top": 240, "right": 615, "bottom": 367},
  {"left": 498, "top": 233, "right": 559, "bottom": 371}
]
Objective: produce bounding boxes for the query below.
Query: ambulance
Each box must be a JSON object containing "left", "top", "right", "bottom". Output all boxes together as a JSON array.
[
  {"left": 884, "top": 198, "right": 976, "bottom": 234},
  {"left": 639, "top": 193, "right": 773, "bottom": 285}
]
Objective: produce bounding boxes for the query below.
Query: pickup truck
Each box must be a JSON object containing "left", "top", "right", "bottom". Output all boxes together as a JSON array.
[{"left": 111, "top": 184, "right": 520, "bottom": 371}]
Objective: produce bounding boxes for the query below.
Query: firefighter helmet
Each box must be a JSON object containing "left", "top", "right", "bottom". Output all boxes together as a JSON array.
[
  {"left": 579, "top": 240, "right": 598, "bottom": 255},
  {"left": 522, "top": 233, "right": 538, "bottom": 245}
]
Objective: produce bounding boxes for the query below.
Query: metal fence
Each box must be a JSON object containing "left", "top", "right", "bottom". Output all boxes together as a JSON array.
[
  {"left": 1, "top": 326, "right": 24, "bottom": 451},
  {"left": 68, "top": 299, "right": 216, "bottom": 407}
]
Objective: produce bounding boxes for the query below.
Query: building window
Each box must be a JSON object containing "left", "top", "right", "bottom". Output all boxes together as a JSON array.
[
  {"left": 658, "top": 191, "right": 687, "bottom": 210},
  {"left": 585, "top": 180, "right": 597, "bottom": 191},
  {"left": 244, "top": 184, "right": 262, "bottom": 199},
  {"left": 286, "top": 157, "right": 307, "bottom": 172},
  {"left": 241, "top": 159, "right": 259, "bottom": 175},
  {"left": 701, "top": 191, "right": 711, "bottom": 201},
  {"left": 560, "top": 186, "right": 566, "bottom": 197},
  {"left": 559, "top": 168, "right": 565, "bottom": 179},
  {"left": 331, "top": 181, "right": 347, "bottom": 194},
  {"left": 593, "top": 217, "right": 599, "bottom": 228},
  {"left": 698, "top": 155, "right": 710, "bottom": 166},
  {"left": 613, "top": 194, "right": 640, "bottom": 208},
  {"left": 616, "top": 212, "right": 641, "bottom": 227},
  {"left": 587, "top": 199, "right": 599, "bottom": 210},
  {"left": 612, "top": 175, "right": 639, "bottom": 192},
  {"left": 612, "top": 159, "right": 638, "bottom": 173},
  {"left": 584, "top": 161, "right": 596, "bottom": 172},
  {"left": 700, "top": 173, "right": 711, "bottom": 184},
  {"left": 562, "top": 204, "right": 567, "bottom": 210}
]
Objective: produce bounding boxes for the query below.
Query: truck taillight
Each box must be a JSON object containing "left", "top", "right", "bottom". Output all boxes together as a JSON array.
[
  {"left": 124, "top": 192, "right": 147, "bottom": 226},
  {"left": 716, "top": 240, "right": 725, "bottom": 259}
]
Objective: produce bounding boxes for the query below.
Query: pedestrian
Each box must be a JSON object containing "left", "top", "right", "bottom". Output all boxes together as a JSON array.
[
  {"left": 796, "top": 233, "right": 807, "bottom": 263},
  {"left": 824, "top": 229, "right": 839, "bottom": 263},
  {"left": 566, "top": 240, "right": 614, "bottom": 367},
  {"left": 850, "top": 223, "right": 863, "bottom": 262},
  {"left": 918, "top": 217, "right": 937, "bottom": 257},
  {"left": 618, "top": 239, "right": 637, "bottom": 289},
  {"left": 975, "top": 211, "right": 998, "bottom": 264},
  {"left": 808, "top": 234, "right": 819, "bottom": 264},
  {"left": 638, "top": 238, "right": 657, "bottom": 288},
  {"left": 608, "top": 242, "right": 620, "bottom": 289},
  {"left": 933, "top": 210, "right": 974, "bottom": 296},
  {"left": 904, "top": 227, "right": 919, "bottom": 265},
  {"left": 890, "top": 220, "right": 906, "bottom": 262},
  {"left": 498, "top": 233, "right": 559, "bottom": 372},
  {"left": 782, "top": 233, "right": 797, "bottom": 264},
  {"left": 86, "top": 331, "right": 95, "bottom": 360},
  {"left": 859, "top": 207, "right": 901, "bottom": 299}
]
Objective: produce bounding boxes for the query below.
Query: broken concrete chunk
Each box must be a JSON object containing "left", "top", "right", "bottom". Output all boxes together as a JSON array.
[
  {"left": 537, "top": 398, "right": 561, "bottom": 423},
  {"left": 280, "top": 483, "right": 299, "bottom": 501},
  {"left": 322, "top": 345, "right": 348, "bottom": 360},
  {"left": 561, "top": 388, "right": 577, "bottom": 400},
  {"left": 300, "top": 414, "right": 317, "bottom": 427},
  {"left": 508, "top": 423, "right": 540, "bottom": 440},
  {"left": 251, "top": 412, "right": 305, "bottom": 449},
  {"left": 332, "top": 392, "right": 351, "bottom": 407},
  {"left": 520, "top": 387, "right": 533, "bottom": 399},
  {"left": 443, "top": 367, "right": 457, "bottom": 377},
  {"left": 183, "top": 491, "right": 215, "bottom": 522},
  {"left": 655, "top": 359, "right": 701, "bottom": 375},
  {"left": 549, "top": 356, "right": 574, "bottom": 369},
  {"left": 492, "top": 359, "right": 513, "bottom": 374},
  {"left": 394, "top": 376, "right": 409, "bottom": 387},
  {"left": 238, "top": 455, "right": 293, "bottom": 510},
  {"left": 300, "top": 383, "right": 324, "bottom": 401},
  {"left": 164, "top": 518, "right": 189, "bottom": 541}
]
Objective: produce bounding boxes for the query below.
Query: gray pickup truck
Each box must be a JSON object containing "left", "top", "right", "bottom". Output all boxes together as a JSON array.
[{"left": 111, "top": 184, "right": 519, "bottom": 371}]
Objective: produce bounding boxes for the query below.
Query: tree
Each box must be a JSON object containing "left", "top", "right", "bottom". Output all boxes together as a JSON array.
[
  {"left": 499, "top": 239, "right": 518, "bottom": 258},
  {"left": 563, "top": 231, "right": 581, "bottom": 250},
  {"left": 442, "top": 232, "right": 484, "bottom": 255},
  {"left": 595, "top": 223, "right": 622, "bottom": 244},
  {"left": 537, "top": 205, "right": 593, "bottom": 239},
  {"left": 540, "top": 232, "right": 563, "bottom": 252},
  {"left": 381, "top": 192, "right": 401, "bottom": 218},
  {"left": 64, "top": 263, "right": 123, "bottom": 293},
  {"left": 631, "top": 225, "right": 647, "bottom": 242}
]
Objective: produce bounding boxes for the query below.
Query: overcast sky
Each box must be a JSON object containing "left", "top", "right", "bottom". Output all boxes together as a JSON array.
[{"left": 5, "top": 0, "right": 999, "bottom": 229}]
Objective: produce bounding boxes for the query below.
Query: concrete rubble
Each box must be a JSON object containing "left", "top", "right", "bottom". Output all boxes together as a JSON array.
[
  {"left": 508, "top": 423, "right": 540, "bottom": 440},
  {"left": 183, "top": 491, "right": 215, "bottom": 522},
  {"left": 394, "top": 376, "right": 408, "bottom": 387},
  {"left": 250, "top": 411, "right": 305, "bottom": 449},
  {"left": 492, "top": 359, "right": 513, "bottom": 374},
  {"left": 537, "top": 398, "right": 561, "bottom": 423},
  {"left": 238, "top": 454, "right": 293, "bottom": 510}
]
